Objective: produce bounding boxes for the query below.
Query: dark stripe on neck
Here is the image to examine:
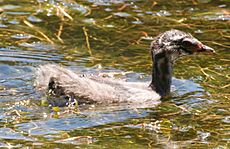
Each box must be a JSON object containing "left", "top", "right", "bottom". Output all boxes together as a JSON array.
[{"left": 150, "top": 51, "right": 172, "bottom": 97}]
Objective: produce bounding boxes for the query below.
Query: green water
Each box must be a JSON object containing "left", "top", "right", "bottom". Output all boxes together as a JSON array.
[{"left": 0, "top": 0, "right": 229, "bottom": 148}]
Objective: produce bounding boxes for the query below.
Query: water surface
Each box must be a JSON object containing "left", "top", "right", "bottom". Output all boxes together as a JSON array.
[{"left": 0, "top": 0, "right": 229, "bottom": 148}]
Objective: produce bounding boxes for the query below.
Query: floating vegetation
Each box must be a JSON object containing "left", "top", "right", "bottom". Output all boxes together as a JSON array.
[{"left": 0, "top": 0, "right": 229, "bottom": 148}]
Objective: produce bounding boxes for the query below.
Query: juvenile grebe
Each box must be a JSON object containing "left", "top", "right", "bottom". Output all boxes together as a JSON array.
[{"left": 35, "top": 29, "right": 214, "bottom": 106}]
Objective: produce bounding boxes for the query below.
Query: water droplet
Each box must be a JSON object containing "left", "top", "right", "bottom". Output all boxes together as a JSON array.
[
  {"left": 194, "top": 30, "right": 203, "bottom": 34},
  {"left": 82, "top": 18, "right": 96, "bottom": 24},
  {"left": 113, "top": 12, "right": 131, "bottom": 17},
  {"left": 27, "top": 15, "right": 42, "bottom": 23},
  {"left": 11, "top": 34, "right": 32, "bottom": 39},
  {"left": 153, "top": 10, "right": 172, "bottom": 17},
  {"left": 132, "top": 20, "right": 143, "bottom": 25},
  {"left": 0, "top": 23, "right": 7, "bottom": 28},
  {"left": 105, "top": 8, "right": 113, "bottom": 12},
  {"left": 8, "top": 19, "right": 20, "bottom": 25}
]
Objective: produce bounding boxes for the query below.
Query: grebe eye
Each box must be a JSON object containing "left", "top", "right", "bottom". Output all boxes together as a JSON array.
[{"left": 181, "top": 38, "right": 196, "bottom": 47}]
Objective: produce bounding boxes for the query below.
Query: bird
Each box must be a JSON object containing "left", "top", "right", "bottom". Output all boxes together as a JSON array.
[{"left": 35, "top": 29, "right": 214, "bottom": 107}]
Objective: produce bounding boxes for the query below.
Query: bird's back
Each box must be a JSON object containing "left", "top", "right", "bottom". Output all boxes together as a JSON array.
[{"left": 35, "top": 64, "right": 160, "bottom": 106}]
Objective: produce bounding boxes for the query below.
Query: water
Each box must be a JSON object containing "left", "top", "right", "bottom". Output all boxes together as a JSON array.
[{"left": 0, "top": 0, "right": 229, "bottom": 148}]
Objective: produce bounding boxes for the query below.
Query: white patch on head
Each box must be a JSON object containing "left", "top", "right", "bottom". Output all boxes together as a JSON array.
[
  {"left": 158, "top": 34, "right": 163, "bottom": 44},
  {"left": 170, "top": 34, "right": 185, "bottom": 41},
  {"left": 170, "top": 51, "right": 180, "bottom": 61}
]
